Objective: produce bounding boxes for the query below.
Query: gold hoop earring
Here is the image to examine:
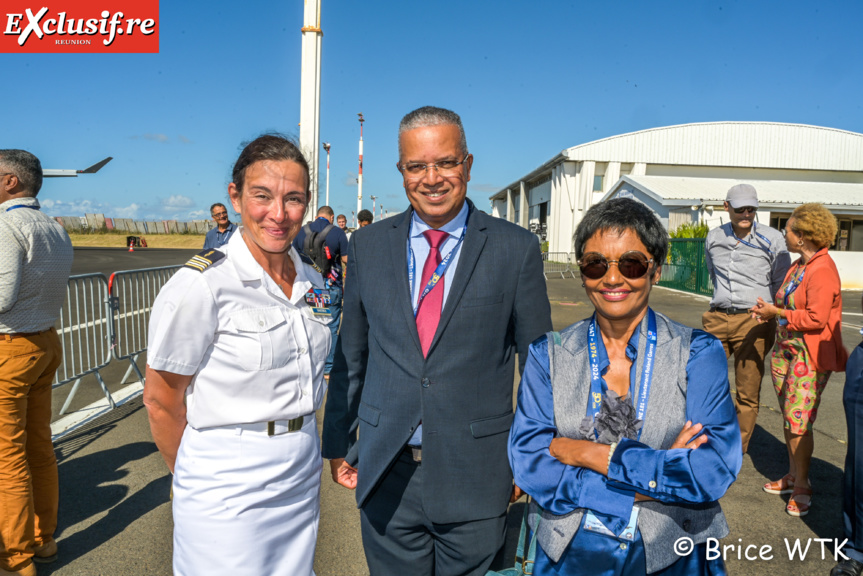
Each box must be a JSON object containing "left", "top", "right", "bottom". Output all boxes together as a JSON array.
[{"left": 797, "top": 241, "right": 804, "bottom": 247}]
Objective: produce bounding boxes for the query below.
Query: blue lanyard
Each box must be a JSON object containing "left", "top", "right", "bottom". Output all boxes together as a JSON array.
[
  {"left": 782, "top": 267, "right": 805, "bottom": 307},
  {"left": 407, "top": 216, "right": 468, "bottom": 316},
  {"left": 5, "top": 205, "right": 39, "bottom": 212},
  {"left": 587, "top": 309, "right": 657, "bottom": 441},
  {"left": 781, "top": 249, "right": 823, "bottom": 307},
  {"left": 732, "top": 222, "right": 771, "bottom": 251}
]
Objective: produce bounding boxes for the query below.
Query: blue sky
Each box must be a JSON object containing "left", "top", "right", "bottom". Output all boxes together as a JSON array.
[{"left": 6, "top": 0, "right": 862, "bottom": 224}]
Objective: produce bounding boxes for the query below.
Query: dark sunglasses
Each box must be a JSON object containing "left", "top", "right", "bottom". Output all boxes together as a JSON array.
[
  {"left": 733, "top": 206, "right": 756, "bottom": 214},
  {"left": 577, "top": 251, "right": 654, "bottom": 280}
]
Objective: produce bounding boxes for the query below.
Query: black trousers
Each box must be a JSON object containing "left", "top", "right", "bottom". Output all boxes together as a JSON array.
[
  {"left": 360, "top": 450, "right": 506, "bottom": 576},
  {"left": 843, "top": 342, "right": 863, "bottom": 562}
]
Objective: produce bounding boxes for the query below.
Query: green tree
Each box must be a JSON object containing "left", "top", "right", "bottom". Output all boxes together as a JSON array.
[{"left": 669, "top": 220, "right": 709, "bottom": 239}]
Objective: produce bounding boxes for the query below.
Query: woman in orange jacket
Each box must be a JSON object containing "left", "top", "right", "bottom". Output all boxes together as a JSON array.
[{"left": 752, "top": 203, "right": 848, "bottom": 517}]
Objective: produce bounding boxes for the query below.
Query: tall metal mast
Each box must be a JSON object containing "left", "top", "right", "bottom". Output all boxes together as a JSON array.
[{"left": 300, "top": 0, "right": 322, "bottom": 217}]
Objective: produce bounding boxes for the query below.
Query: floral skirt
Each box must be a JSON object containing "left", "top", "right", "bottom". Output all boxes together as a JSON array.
[{"left": 770, "top": 328, "right": 831, "bottom": 435}]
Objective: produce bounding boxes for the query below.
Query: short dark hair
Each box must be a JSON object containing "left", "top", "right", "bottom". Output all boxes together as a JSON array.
[
  {"left": 398, "top": 106, "right": 468, "bottom": 158},
  {"left": 210, "top": 202, "right": 227, "bottom": 215},
  {"left": 574, "top": 198, "right": 668, "bottom": 265},
  {"left": 317, "top": 206, "right": 334, "bottom": 218},
  {"left": 232, "top": 133, "right": 310, "bottom": 195},
  {"left": 357, "top": 209, "right": 373, "bottom": 223},
  {"left": 0, "top": 149, "right": 43, "bottom": 196}
]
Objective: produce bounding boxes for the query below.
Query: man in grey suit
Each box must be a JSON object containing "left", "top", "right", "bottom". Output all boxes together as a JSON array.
[{"left": 323, "top": 106, "right": 552, "bottom": 576}]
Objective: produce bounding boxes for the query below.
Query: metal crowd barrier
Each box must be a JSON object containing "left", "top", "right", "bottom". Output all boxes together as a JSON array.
[
  {"left": 109, "top": 266, "right": 182, "bottom": 384},
  {"left": 542, "top": 252, "right": 575, "bottom": 279},
  {"left": 53, "top": 273, "right": 114, "bottom": 415}
]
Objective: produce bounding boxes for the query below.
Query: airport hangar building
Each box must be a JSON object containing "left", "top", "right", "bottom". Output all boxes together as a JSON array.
[{"left": 488, "top": 122, "right": 863, "bottom": 288}]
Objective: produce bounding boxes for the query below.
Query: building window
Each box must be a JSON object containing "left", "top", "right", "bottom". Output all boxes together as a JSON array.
[
  {"left": 513, "top": 192, "right": 520, "bottom": 224},
  {"left": 593, "top": 175, "right": 604, "bottom": 192},
  {"left": 529, "top": 174, "right": 552, "bottom": 189}
]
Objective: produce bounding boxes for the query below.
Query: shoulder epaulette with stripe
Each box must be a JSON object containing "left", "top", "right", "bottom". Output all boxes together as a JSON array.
[{"left": 184, "top": 249, "right": 225, "bottom": 272}]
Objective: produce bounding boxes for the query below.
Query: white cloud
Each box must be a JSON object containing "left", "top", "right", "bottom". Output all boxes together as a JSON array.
[
  {"left": 114, "top": 203, "right": 141, "bottom": 219},
  {"left": 39, "top": 195, "right": 219, "bottom": 223},
  {"left": 163, "top": 195, "right": 195, "bottom": 208},
  {"left": 40, "top": 198, "right": 106, "bottom": 215},
  {"left": 343, "top": 171, "right": 358, "bottom": 186},
  {"left": 143, "top": 133, "right": 170, "bottom": 143},
  {"left": 178, "top": 135, "right": 192, "bottom": 144}
]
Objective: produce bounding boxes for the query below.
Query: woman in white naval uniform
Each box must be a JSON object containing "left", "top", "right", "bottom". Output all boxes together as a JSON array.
[{"left": 144, "top": 135, "right": 331, "bottom": 576}]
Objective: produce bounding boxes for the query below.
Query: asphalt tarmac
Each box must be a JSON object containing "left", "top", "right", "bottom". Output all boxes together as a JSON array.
[
  {"left": 70, "top": 247, "right": 201, "bottom": 277},
  {"left": 40, "top": 248, "right": 863, "bottom": 575}
]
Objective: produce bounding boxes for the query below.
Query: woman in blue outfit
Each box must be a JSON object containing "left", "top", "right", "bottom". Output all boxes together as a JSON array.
[{"left": 509, "top": 198, "right": 742, "bottom": 575}]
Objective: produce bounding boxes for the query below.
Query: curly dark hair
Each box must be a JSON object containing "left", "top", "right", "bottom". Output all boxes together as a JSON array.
[
  {"left": 574, "top": 197, "right": 668, "bottom": 265},
  {"left": 790, "top": 203, "right": 838, "bottom": 249}
]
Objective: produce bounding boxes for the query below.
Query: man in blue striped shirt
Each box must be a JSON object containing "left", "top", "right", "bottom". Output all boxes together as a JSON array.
[{"left": 703, "top": 183, "right": 790, "bottom": 454}]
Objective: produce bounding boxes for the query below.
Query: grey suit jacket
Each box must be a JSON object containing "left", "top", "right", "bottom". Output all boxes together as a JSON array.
[{"left": 322, "top": 199, "right": 552, "bottom": 524}]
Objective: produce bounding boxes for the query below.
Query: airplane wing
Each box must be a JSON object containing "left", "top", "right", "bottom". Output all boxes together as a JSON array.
[{"left": 43, "top": 157, "right": 112, "bottom": 178}]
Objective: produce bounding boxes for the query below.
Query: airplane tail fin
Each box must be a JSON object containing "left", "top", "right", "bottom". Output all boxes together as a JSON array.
[{"left": 78, "top": 157, "right": 112, "bottom": 174}]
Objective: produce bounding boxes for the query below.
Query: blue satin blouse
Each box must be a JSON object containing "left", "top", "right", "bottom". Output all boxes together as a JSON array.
[{"left": 508, "top": 324, "right": 742, "bottom": 575}]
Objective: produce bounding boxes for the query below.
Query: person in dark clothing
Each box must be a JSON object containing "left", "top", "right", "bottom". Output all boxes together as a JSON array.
[
  {"left": 833, "top": 294, "right": 863, "bottom": 576},
  {"left": 357, "top": 209, "right": 374, "bottom": 227},
  {"left": 203, "top": 203, "right": 236, "bottom": 249},
  {"left": 293, "top": 206, "right": 348, "bottom": 375}
]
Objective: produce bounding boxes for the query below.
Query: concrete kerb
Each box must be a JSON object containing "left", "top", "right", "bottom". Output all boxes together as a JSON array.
[{"left": 51, "top": 382, "right": 144, "bottom": 441}]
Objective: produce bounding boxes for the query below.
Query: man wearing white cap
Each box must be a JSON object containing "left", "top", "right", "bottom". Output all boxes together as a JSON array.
[{"left": 703, "top": 183, "right": 791, "bottom": 454}]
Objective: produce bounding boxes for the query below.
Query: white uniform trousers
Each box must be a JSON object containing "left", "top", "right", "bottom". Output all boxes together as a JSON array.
[{"left": 172, "top": 414, "right": 321, "bottom": 575}]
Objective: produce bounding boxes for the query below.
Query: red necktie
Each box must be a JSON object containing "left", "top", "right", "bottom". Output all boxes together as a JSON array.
[{"left": 416, "top": 230, "right": 448, "bottom": 357}]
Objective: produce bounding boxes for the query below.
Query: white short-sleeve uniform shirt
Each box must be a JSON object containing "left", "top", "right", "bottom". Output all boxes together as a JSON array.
[{"left": 148, "top": 229, "right": 331, "bottom": 430}]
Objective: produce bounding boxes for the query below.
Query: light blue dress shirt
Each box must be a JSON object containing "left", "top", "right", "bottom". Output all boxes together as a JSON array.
[{"left": 406, "top": 201, "right": 469, "bottom": 446}]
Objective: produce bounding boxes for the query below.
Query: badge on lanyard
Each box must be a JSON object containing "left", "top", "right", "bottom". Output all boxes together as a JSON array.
[
  {"left": 583, "top": 507, "right": 640, "bottom": 541},
  {"left": 304, "top": 288, "right": 333, "bottom": 317},
  {"left": 779, "top": 264, "right": 808, "bottom": 326},
  {"left": 587, "top": 309, "right": 657, "bottom": 440}
]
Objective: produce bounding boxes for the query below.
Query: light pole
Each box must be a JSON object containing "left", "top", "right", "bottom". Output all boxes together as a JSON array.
[
  {"left": 370, "top": 195, "right": 376, "bottom": 220},
  {"left": 322, "top": 142, "right": 331, "bottom": 207},
  {"left": 357, "top": 113, "right": 364, "bottom": 216},
  {"left": 351, "top": 210, "right": 356, "bottom": 228}
]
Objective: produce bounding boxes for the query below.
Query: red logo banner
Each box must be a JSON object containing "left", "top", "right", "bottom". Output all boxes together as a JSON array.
[{"left": 1, "top": 0, "right": 159, "bottom": 53}]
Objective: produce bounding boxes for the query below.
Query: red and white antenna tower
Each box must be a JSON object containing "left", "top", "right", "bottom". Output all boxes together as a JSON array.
[
  {"left": 323, "top": 142, "right": 331, "bottom": 206},
  {"left": 357, "top": 113, "right": 364, "bottom": 216}
]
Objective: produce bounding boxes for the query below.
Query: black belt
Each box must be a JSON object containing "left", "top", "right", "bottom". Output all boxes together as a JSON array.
[
  {"left": 402, "top": 445, "right": 422, "bottom": 463},
  {"left": 710, "top": 306, "right": 750, "bottom": 315}
]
